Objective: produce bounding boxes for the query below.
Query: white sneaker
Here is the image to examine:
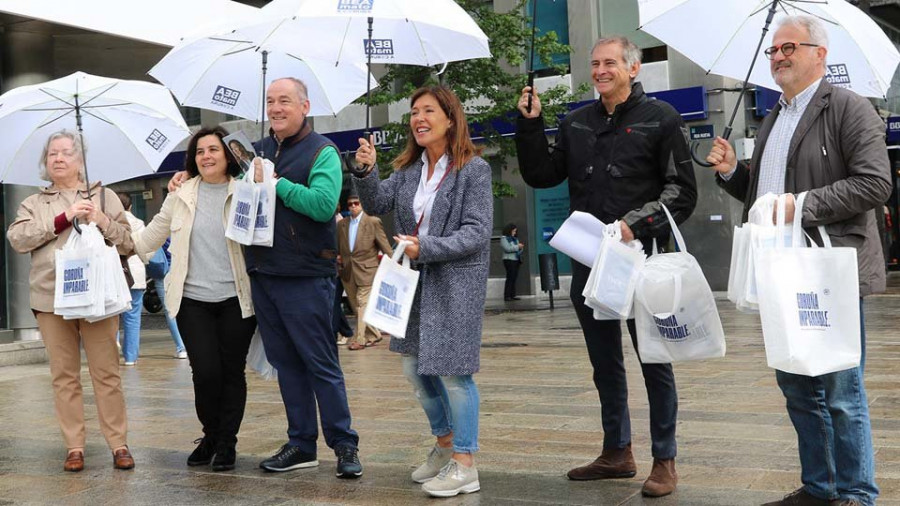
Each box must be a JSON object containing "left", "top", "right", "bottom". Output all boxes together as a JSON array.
[
  {"left": 124, "top": 361, "right": 136, "bottom": 366},
  {"left": 175, "top": 351, "right": 188, "bottom": 359},
  {"left": 336, "top": 336, "right": 349, "bottom": 346},
  {"left": 421, "top": 459, "right": 480, "bottom": 498},
  {"left": 411, "top": 445, "right": 453, "bottom": 483}
]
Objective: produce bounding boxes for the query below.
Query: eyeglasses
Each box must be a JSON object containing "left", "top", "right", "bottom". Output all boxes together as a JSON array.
[
  {"left": 764, "top": 42, "right": 819, "bottom": 60},
  {"left": 347, "top": 201, "right": 361, "bottom": 207}
]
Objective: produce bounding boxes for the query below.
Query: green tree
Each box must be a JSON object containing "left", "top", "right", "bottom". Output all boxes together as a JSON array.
[{"left": 362, "top": 0, "right": 588, "bottom": 198}]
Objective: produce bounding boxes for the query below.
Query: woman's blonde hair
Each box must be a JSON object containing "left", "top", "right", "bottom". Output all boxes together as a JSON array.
[
  {"left": 392, "top": 85, "right": 482, "bottom": 171},
  {"left": 39, "top": 130, "right": 85, "bottom": 182}
]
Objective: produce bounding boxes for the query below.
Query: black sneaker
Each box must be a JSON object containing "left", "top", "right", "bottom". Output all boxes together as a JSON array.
[
  {"left": 212, "top": 445, "right": 236, "bottom": 472},
  {"left": 335, "top": 445, "right": 362, "bottom": 478},
  {"left": 259, "top": 444, "right": 318, "bottom": 472},
  {"left": 187, "top": 437, "right": 216, "bottom": 466}
]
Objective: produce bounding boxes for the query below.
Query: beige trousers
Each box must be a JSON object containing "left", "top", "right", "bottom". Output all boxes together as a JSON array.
[
  {"left": 36, "top": 312, "right": 128, "bottom": 451},
  {"left": 343, "top": 276, "right": 381, "bottom": 345}
]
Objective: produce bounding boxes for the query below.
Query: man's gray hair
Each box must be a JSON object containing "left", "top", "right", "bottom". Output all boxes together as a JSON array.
[
  {"left": 39, "top": 130, "right": 85, "bottom": 182},
  {"left": 593, "top": 36, "right": 642, "bottom": 68},
  {"left": 273, "top": 77, "right": 309, "bottom": 102},
  {"left": 775, "top": 15, "right": 829, "bottom": 48}
]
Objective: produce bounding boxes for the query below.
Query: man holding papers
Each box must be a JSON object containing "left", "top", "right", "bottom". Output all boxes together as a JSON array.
[{"left": 514, "top": 36, "right": 696, "bottom": 497}]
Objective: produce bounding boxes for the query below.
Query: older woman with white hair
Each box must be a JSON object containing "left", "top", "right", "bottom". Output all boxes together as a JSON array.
[{"left": 7, "top": 130, "right": 135, "bottom": 473}]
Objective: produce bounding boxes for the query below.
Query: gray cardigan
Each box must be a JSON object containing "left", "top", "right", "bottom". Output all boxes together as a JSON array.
[
  {"left": 717, "top": 80, "right": 892, "bottom": 296},
  {"left": 356, "top": 156, "right": 493, "bottom": 376}
]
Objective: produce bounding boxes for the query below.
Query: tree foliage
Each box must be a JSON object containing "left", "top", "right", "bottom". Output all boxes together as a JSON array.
[{"left": 363, "top": 0, "right": 588, "bottom": 197}]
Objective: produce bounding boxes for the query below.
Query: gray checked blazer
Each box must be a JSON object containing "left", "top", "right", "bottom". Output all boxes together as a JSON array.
[{"left": 356, "top": 156, "right": 493, "bottom": 376}]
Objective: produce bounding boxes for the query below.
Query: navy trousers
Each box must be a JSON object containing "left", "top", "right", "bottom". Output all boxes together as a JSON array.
[
  {"left": 251, "top": 274, "right": 359, "bottom": 453},
  {"left": 570, "top": 261, "right": 678, "bottom": 459}
]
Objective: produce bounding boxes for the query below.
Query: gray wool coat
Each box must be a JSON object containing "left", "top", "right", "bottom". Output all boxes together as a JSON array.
[{"left": 356, "top": 156, "right": 493, "bottom": 376}]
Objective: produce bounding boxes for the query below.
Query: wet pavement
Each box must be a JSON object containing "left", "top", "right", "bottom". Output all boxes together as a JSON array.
[{"left": 1, "top": 277, "right": 899, "bottom": 505}]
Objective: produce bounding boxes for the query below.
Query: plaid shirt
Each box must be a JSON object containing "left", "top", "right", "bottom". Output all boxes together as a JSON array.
[{"left": 755, "top": 79, "right": 822, "bottom": 200}]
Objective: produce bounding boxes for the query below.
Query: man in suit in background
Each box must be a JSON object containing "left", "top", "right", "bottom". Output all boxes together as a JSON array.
[{"left": 337, "top": 194, "right": 392, "bottom": 351}]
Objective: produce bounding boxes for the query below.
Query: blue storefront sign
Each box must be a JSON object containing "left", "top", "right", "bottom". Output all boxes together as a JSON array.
[
  {"left": 533, "top": 182, "right": 572, "bottom": 275},
  {"left": 887, "top": 116, "right": 900, "bottom": 144}
]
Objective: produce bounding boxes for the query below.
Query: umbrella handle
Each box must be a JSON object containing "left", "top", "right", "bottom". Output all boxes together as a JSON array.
[
  {"left": 348, "top": 130, "right": 373, "bottom": 177},
  {"left": 526, "top": 72, "right": 535, "bottom": 114},
  {"left": 72, "top": 217, "right": 83, "bottom": 234},
  {"left": 690, "top": 125, "right": 732, "bottom": 168}
]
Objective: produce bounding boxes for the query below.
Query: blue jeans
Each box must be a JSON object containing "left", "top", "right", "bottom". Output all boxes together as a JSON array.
[
  {"left": 775, "top": 299, "right": 877, "bottom": 505},
  {"left": 153, "top": 277, "right": 185, "bottom": 353},
  {"left": 118, "top": 288, "right": 145, "bottom": 363},
  {"left": 251, "top": 274, "right": 358, "bottom": 453},
  {"left": 402, "top": 355, "right": 480, "bottom": 454}
]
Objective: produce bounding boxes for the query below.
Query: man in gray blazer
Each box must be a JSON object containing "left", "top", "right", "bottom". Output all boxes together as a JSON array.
[{"left": 707, "top": 15, "right": 890, "bottom": 506}]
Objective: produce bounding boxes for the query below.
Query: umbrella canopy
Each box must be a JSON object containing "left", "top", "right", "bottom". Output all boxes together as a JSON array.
[
  {"left": 0, "top": 71, "right": 190, "bottom": 188},
  {"left": 260, "top": 0, "right": 491, "bottom": 67},
  {"left": 639, "top": 0, "right": 900, "bottom": 98},
  {"left": 149, "top": 33, "right": 373, "bottom": 121}
]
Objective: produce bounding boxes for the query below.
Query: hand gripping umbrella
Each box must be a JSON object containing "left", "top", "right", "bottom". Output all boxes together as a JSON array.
[{"left": 638, "top": 0, "right": 900, "bottom": 167}]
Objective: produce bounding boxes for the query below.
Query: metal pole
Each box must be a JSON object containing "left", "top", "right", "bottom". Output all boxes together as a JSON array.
[
  {"left": 692, "top": 0, "right": 780, "bottom": 167},
  {"left": 526, "top": 0, "right": 539, "bottom": 113},
  {"left": 259, "top": 50, "right": 268, "bottom": 159}
]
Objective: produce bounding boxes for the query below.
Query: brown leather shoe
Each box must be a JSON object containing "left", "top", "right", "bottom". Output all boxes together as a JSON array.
[
  {"left": 641, "top": 458, "right": 678, "bottom": 497},
  {"left": 112, "top": 447, "right": 135, "bottom": 470},
  {"left": 347, "top": 342, "right": 366, "bottom": 351},
  {"left": 566, "top": 443, "right": 637, "bottom": 480},
  {"left": 64, "top": 451, "right": 84, "bottom": 472},
  {"left": 762, "top": 488, "right": 831, "bottom": 506}
]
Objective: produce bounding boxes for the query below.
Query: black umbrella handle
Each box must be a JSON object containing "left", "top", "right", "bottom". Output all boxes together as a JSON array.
[
  {"left": 691, "top": 126, "right": 733, "bottom": 168},
  {"left": 526, "top": 72, "right": 535, "bottom": 114},
  {"left": 72, "top": 217, "right": 83, "bottom": 234},
  {"left": 349, "top": 130, "right": 373, "bottom": 177}
]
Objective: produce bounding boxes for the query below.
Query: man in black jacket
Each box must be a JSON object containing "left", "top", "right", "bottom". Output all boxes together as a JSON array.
[{"left": 515, "top": 36, "right": 697, "bottom": 497}]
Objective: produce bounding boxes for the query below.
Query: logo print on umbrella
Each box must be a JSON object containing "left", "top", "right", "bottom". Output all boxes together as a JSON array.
[
  {"left": 364, "top": 39, "right": 394, "bottom": 59},
  {"left": 212, "top": 85, "right": 241, "bottom": 108},
  {"left": 825, "top": 64, "right": 851, "bottom": 87},
  {"left": 338, "top": 0, "right": 373, "bottom": 13},
  {"left": 146, "top": 129, "right": 169, "bottom": 152}
]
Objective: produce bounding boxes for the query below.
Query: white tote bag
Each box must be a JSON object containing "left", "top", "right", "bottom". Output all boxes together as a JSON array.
[
  {"left": 54, "top": 227, "right": 99, "bottom": 311},
  {"left": 246, "top": 330, "right": 277, "bottom": 381},
  {"left": 754, "top": 192, "right": 861, "bottom": 376},
  {"left": 582, "top": 222, "right": 645, "bottom": 320},
  {"left": 225, "top": 177, "right": 259, "bottom": 245},
  {"left": 634, "top": 205, "right": 726, "bottom": 363},
  {"left": 251, "top": 158, "right": 276, "bottom": 247},
  {"left": 363, "top": 240, "right": 420, "bottom": 339}
]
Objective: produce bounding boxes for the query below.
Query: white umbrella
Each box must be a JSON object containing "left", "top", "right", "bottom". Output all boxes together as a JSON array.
[
  {"left": 0, "top": 71, "right": 190, "bottom": 188},
  {"left": 261, "top": 0, "right": 491, "bottom": 68},
  {"left": 639, "top": 0, "right": 900, "bottom": 99},
  {"left": 149, "top": 35, "right": 372, "bottom": 120},
  {"left": 256, "top": 0, "right": 492, "bottom": 131}
]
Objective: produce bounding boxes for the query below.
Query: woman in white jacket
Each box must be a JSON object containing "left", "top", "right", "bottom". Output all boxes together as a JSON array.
[{"left": 132, "top": 126, "right": 255, "bottom": 472}]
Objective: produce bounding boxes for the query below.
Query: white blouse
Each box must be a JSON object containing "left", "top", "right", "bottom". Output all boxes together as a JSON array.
[{"left": 411, "top": 151, "right": 451, "bottom": 236}]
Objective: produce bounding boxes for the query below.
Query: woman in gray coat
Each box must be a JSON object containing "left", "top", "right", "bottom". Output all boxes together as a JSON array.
[{"left": 353, "top": 85, "right": 492, "bottom": 498}]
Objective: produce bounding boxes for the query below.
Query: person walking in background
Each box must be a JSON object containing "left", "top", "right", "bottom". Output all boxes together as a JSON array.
[
  {"left": 116, "top": 192, "right": 147, "bottom": 366},
  {"left": 7, "top": 130, "right": 135, "bottom": 472},
  {"left": 500, "top": 223, "right": 524, "bottom": 301},
  {"left": 135, "top": 126, "right": 257, "bottom": 472},
  {"left": 334, "top": 205, "right": 354, "bottom": 346},
  {"left": 145, "top": 238, "right": 188, "bottom": 359},
  {"left": 515, "top": 35, "right": 697, "bottom": 497},
  {"left": 354, "top": 85, "right": 492, "bottom": 498},
  {"left": 337, "top": 193, "right": 392, "bottom": 351}
]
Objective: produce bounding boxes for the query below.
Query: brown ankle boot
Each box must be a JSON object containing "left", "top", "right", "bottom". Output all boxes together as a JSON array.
[
  {"left": 641, "top": 458, "right": 677, "bottom": 497},
  {"left": 567, "top": 443, "right": 637, "bottom": 481}
]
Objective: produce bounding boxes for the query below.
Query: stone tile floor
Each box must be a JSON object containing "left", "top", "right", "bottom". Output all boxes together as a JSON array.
[{"left": 0, "top": 290, "right": 898, "bottom": 505}]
